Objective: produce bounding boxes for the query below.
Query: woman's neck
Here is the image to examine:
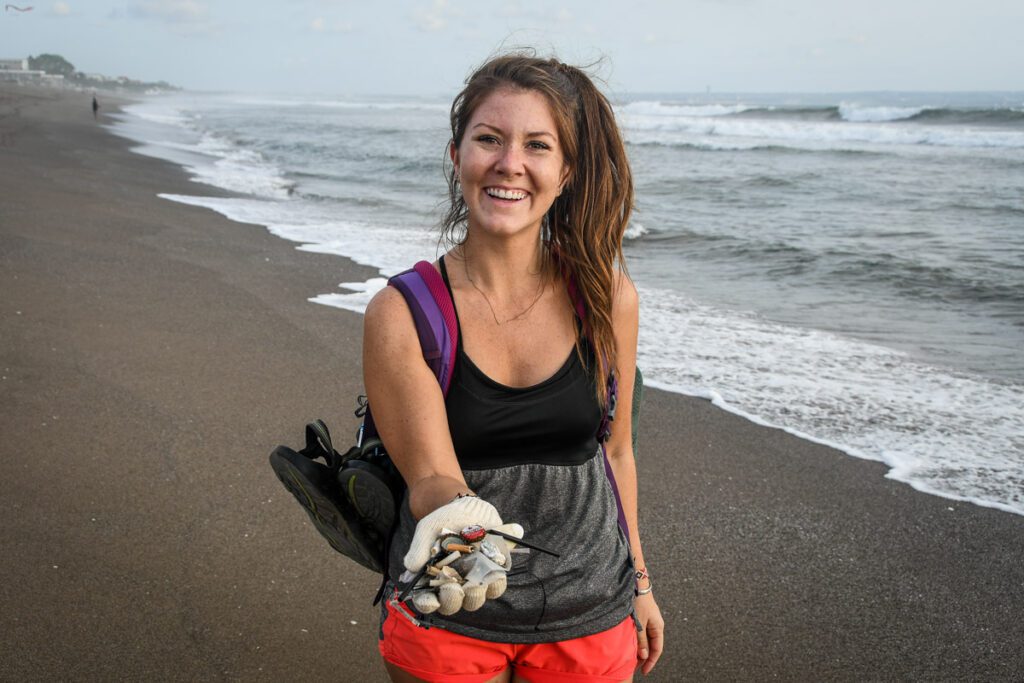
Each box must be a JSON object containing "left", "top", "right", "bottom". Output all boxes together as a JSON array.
[{"left": 455, "top": 232, "right": 549, "bottom": 294}]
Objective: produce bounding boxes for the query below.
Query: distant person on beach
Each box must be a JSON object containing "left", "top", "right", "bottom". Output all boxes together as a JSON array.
[
  {"left": 91, "top": 94, "right": 98, "bottom": 120},
  {"left": 363, "top": 53, "right": 664, "bottom": 681}
]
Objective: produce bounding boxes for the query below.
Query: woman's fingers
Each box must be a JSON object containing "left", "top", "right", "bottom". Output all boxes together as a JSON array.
[
  {"left": 641, "top": 619, "right": 664, "bottom": 674},
  {"left": 636, "top": 624, "right": 649, "bottom": 662}
]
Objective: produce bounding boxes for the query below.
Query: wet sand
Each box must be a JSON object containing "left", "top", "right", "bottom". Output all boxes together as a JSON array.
[{"left": 2, "top": 84, "right": 1023, "bottom": 681}]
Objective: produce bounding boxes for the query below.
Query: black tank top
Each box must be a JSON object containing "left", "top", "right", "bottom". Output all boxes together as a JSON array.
[{"left": 439, "top": 257, "right": 602, "bottom": 471}]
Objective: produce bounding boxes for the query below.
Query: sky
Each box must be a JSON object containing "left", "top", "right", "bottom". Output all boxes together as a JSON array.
[{"left": 1, "top": 0, "right": 1022, "bottom": 96}]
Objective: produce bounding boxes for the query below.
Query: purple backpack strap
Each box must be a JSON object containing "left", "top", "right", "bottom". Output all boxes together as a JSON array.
[
  {"left": 361, "top": 261, "right": 458, "bottom": 442},
  {"left": 564, "top": 273, "right": 628, "bottom": 539},
  {"left": 387, "top": 261, "right": 459, "bottom": 395}
]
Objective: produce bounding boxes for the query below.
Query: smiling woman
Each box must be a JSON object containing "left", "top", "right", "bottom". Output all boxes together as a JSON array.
[{"left": 363, "top": 52, "right": 663, "bottom": 683}]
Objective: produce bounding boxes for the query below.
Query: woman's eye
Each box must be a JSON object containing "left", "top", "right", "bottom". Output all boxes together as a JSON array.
[
  {"left": 527, "top": 140, "right": 551, "bottom": 150},
  {"left": 476, "top": 135, "right": 499, "bottom": 145}
]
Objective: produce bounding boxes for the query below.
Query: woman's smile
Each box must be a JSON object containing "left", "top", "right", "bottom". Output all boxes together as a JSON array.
[
  {"left": 484, "top": 186, "right": 529, "bottom": 201},
  {"left": 451, "top": 88, "right": 568, "bottom": 239}
]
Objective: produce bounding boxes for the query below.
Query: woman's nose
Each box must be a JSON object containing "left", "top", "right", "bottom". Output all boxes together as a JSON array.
[{"left": 494, "top": 144, "right": 525, "bottom": 175}]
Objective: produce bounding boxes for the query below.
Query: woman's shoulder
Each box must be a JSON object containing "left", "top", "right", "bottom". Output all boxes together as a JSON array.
[
  {"left": 366, "top": 259, "right": 443, "bottom": 318},
  {"left": 611, "top": 268, "right": 639, "bottom": 316},
  {"left": 364, "top": 259, "right": 447, "bottom": 348},
  {"left": 365, "top": 283, "right": 407, "bottom": 324},
  {"left": 364, "top": 280, "right": 420, "bottom": 353}
]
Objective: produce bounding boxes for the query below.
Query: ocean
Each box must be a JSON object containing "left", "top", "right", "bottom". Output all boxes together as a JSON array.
[{"left": 108, "top": 89, "right": 1024, "bottom": 516}]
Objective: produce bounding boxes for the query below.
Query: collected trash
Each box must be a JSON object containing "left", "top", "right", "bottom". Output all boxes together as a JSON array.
[{"left": 396, "top": 523, "right": 560, "bottom": 616}]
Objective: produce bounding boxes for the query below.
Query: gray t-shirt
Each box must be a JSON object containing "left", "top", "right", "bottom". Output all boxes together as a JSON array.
[{"left": 386, "top": 448, "right": 635, "bottom": 643}]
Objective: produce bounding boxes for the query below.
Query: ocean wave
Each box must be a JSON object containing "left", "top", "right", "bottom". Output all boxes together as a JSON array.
[
  {"left": 624, "top": 221, "right": 649, "bottom": 239},
  {"left": 620, "top": 114, "right": 1024, "bottom": 149},
  {"left": 120, "top": 102, "right": 193, "bottom": 126},
  {"left": 909, "top": 107, "right": 1024, "bottom": 126},
  {"left": 830, "top": 254, "right": 1024, "bottom": 305},
  {"left": 618, "top": 101, "right": 756, "bottom": 117},
  {"left": 220, "top": 95, "right": 449, "bottom": 112},
  {"left": 634, "top": 231, "right": 1022, "bottom": 309},
  {"left": 637, "top": 286, "right": 1024, "bottom": 516},
  {"left": 115, "top": 102, "right": 295, "bottom": 199},
  {"left": 838, "top": 103, "right": 927, "bottom": 122},
  {"left": 627, "top": 138, "right": 805, "bottom": 152},
  {"left": 621, "top": 100, "right": 1024, "bottom": 127}
]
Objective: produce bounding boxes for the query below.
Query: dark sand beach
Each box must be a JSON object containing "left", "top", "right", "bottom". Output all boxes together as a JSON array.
[{"left": 2, "top": 84, "right": 1023, "bottom": 682}]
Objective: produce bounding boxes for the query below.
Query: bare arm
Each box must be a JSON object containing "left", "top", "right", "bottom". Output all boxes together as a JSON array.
[
  {"left": 362, "top": 284, "right": 471, "bottom": 520},
  {"left": 604, "top": 272, "right": 665, "bottom": 673}
]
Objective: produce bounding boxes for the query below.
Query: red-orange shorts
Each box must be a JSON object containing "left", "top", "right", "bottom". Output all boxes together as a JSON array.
[{"left": 378, "top": 599, "right": 638, "bottom": 683}]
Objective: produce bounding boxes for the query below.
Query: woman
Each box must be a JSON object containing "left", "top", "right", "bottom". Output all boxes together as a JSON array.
[{"left": 364, "top": 53, "right": 664, "bottom": 683}]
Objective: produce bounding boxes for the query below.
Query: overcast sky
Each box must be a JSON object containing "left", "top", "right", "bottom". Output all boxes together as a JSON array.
[{"left": 2, "top": 0, "right": 1022, "bottom": 96}]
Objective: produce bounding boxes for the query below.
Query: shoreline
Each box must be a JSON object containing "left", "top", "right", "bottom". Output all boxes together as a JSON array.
[
  {"left": 3, "top": 82, "right": 1024, "bottom": 681},
  {"left": 112, "top": 90, "right": 1024, "bottom": 519}
]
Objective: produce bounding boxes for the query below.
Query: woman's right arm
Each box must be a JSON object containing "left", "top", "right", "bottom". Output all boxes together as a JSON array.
[{"left": 362, "top": 285, "right": 472, "bottom": 520}]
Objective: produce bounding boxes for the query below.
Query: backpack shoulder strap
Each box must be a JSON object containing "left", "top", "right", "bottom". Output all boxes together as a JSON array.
[
  {"left": 361, "top": 261, "right": 458, "bottom": 445},
  {"left": 387, "top": 261, "right": 459, "bottom": 396}
]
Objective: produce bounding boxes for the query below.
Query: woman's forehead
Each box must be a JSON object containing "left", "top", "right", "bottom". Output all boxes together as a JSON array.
[{"left": 467, "top": 88, "right": 559, "bottom": 135}]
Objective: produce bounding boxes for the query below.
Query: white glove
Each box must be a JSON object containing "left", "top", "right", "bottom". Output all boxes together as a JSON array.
[
  {"left": 411, "top": 523, "right": 525, "bottom": 616},
  {"left": 403, "top": 496, "right": 503, "bottom": 572}
]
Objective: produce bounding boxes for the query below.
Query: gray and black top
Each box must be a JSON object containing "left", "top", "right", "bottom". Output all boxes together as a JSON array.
[{"left": 384, "top": 257, "right": 635, "bottom": 643}]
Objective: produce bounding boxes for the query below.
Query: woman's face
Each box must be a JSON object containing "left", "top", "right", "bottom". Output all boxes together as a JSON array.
[{"left": 451, "top": 88, "right": 569, "bottom": 241}]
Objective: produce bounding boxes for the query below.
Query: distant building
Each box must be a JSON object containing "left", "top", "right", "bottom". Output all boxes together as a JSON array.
[
  {"left": 0, "top": 58, "right": 64, "bottom": 85},
  {"left": 0, "top": 58, "right": 29, "bottom": 71}
]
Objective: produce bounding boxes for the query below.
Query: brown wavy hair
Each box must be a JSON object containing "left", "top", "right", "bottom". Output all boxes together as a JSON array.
[{"left": 440, "top": 52, "right": 634, "bottom": 406}]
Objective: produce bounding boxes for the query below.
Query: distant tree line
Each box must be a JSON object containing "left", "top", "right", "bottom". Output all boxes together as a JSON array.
[{"left": 27, "top": 53, "right": 179, "bottom": 92}]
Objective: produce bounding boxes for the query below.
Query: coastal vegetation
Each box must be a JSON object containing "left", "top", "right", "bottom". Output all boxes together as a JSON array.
[{"left": 26, "top": 52, "right": 179, "bottom": 92}]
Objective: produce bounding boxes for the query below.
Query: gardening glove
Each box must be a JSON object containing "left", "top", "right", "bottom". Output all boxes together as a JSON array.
[
  {"left": 411, "top": 523, "right": 524, "bottom": 616},
  {"left": 403, "top": 496, "right": 503, "bottom": 572}
]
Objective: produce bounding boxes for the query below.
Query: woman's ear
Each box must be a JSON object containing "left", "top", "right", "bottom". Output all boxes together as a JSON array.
[
  {"left": 449, "top": 141, "right": 459, "bottom": 175},
  {"left": 559, "top": 165, "right": 571, "bottom": 195}
]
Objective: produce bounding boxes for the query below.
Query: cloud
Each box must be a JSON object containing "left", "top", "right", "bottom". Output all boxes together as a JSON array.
[
  {"left": 126, "top": 1, "right": 208, "bottom": 24},
  {"left": 53, "top": 2, "right": 71, "bottom": 15},
  {"left": 414, "top": 0, "right": 453, "bottom": 32},
  {"left": 121, "top": 1, "right": 218, "bottom": 34},
  {"left": 310, "top": 16, "right": 354, "bottom": 33}
]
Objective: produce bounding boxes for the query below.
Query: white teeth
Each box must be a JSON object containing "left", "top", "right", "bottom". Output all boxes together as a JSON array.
[{"left": 486, "top": 188, "right": 527, "bottom": 200}]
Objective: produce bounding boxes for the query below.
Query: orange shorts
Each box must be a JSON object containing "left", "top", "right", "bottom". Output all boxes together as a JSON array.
[{"left": 379, "top": 599, "right": 639, "bottom": 683}]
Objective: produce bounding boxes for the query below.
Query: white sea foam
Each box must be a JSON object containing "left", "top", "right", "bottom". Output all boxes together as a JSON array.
[
  {"left": 188, "top": 137, "right": 294, "bottom": 199},
  {"left": 838, "top": 103, "right": 927, "bottom": 122},
  {"left": 219, "top": 95, "right": 448, "bottom": 112},
  {"left": 619, "top": 111, "right": 1024, "bottom": 149},
  {"left": 624, "top": 222, "right": 649, "bottom": 239},
  {"left": 156, "top": 193, "right": 437, "bottom": 314},
  {"left": 637, "top": 286, "right": 1024, "bottom": 515},
  {"left": 120, "top": 101, "right": 194, "bottom": 126},
  {"left": 114, "top": 100, "right": 294, "bottom": 199}
]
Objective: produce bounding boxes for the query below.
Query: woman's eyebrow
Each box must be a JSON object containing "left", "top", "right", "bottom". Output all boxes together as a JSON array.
[{"left": 471, "top": 122, "right": 557, "bottom": 139}]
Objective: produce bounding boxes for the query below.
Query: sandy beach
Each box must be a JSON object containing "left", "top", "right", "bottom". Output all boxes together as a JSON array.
[{"left": 2, "top": 84, "right": 1023, "bottom": 682}]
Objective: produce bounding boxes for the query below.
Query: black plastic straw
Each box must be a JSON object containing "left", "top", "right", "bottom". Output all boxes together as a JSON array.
[{"left": 487, "top": 529, "right": 560, "bottom": 558}]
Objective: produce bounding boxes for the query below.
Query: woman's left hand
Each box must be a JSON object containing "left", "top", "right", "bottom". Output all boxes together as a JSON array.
[{"left": 634, "top": 592, "right": 664, "bottom": 675}]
